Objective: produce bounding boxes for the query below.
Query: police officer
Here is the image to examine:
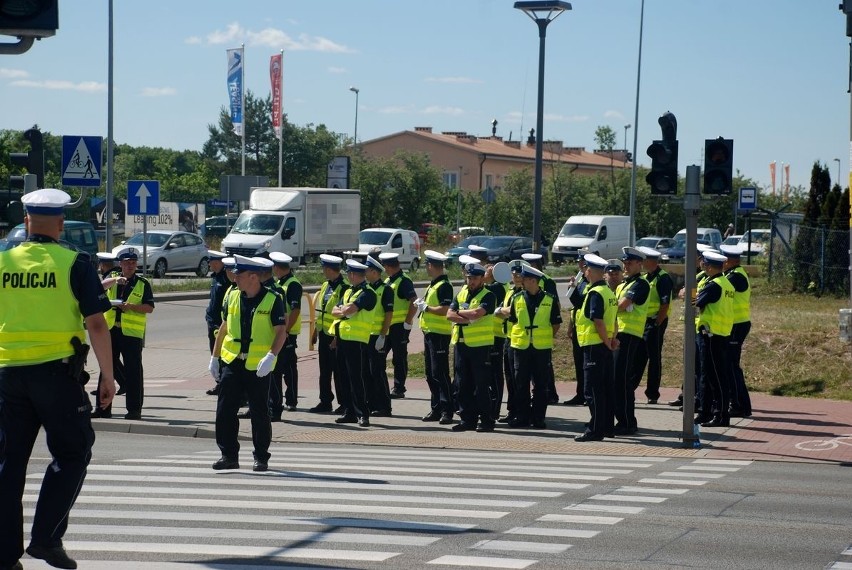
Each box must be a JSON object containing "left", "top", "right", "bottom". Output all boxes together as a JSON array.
[
  {"left": 268, "top": 252, "right": 302, "bottom": 417},
  {"left": 563, "top": 248, "right": 591, "bottom": 407},
  {"left": 694, "top": 250, "right": 735, "bottom": 427},
  {"left": 483, "top": 261, "right": 512, "bottom": 419},
  {"left": 502, "top": 264, "right": 562, "bottom": 429},
  {"left": 204, "top": 251, "right": 229, "bottom": 396},
  {"left": 0, "top": 189, "right": 116, "bottom": 570},
  {"left": 613, "top": 247, "right": 650, "bottom": 436},
  {"left": 361, "top": 254, "right": 394, "bottom": 416},
  {"left": 210, "top": 255, "right": 286, "bottom": 472},
  {"left": 447, "top": 261, "right": 496, "bottom": 432},
  {"left": 605, "top": 259, "right": 623, "bottom": 291},
  {"left": 720, "top": 244, "right": 752, "bottom": 418},
  {"left": 635, "top": 245, "right": 673, "bottom": 405},
  {"left": 520, "top": 252, "right": 560, "bottom": 404},
  {"left": 110, "top": 249, "right": 155, "bottom": 420},
  {"left": 414, "top": 250, "right": 455, "bottom": 423},
  {"left": 310, "top": 254, "right": 349, "bottom": 413},
  {"left": 330, "top": 259, "right": 377, "bottom": 427},
  {"left": 96, "top": 251, "right": 120, "bottom": 279},
  {"left": 574, "top": 254, "right": 618, "bottom": 442},
  {"left": 91, "top": 252, "right": 126, "bottom": 404},
  {"left": 496, "top": 260, "right": 525, "bottom": 423},
  {"left": 380, "top": 253, "right": 417, "bottom": 399}
]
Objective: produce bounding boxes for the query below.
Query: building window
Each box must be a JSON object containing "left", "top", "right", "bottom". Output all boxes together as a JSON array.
[
  {"left": 443, "top": 171, "right": 459, "bottom": 189},
  {"left": 484, "top": 174, "right": 494, "bottom": 190}
]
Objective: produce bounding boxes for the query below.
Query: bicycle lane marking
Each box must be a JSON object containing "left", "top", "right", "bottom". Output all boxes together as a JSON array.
[{"left": 795, "top": 434, "right": 852, "bottom": 452}]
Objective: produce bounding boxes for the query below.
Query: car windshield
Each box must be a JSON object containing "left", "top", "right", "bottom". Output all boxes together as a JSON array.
[
  {"left": 230, "top": 213, "right": 282, "bottom": 236},
  {"left": 7, "top": 227, "right": 26, "bottom": 240},
  {"left": 481, "top": 237, "right": 516, "bottom": 249},
  {"left": 558, "top": 223, "right": 597, "bottom": 238},
  {"left": 359, "top": 230, "right": 393, "bottom": 245},
  {"left": 636, "top": 238, "right": 659, "bottom": 248},
  {"left": 740, "top": 231, "right": 769, "bottom": 243},
  {"left": 457, "top": 235, "right": 489, "bottom": 248},
  {"left": 125, "top": 233, "right": 170, "bottom": 247},
  {"left": 672, "top": 235, "right": 686, "bottom": 248}
]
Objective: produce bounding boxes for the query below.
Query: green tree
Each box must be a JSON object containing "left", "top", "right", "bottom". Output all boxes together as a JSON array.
[{"left": 594, "top": 125, "right": 618, "bottom": 198}]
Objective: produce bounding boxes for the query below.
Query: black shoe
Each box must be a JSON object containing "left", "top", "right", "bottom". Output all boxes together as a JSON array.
[
  {"left": 309, "top": 403, "right": 332, "bottom": 413},
  {"left": 26, "top": 544, "right": 77, "bottom": 569},
  {"left": 270, "top": 415, "right": 282, "bottom": 422},
  {"left": 451, "top": 422, "right": 475, "bottom": 432},
  {"left": 335, "top": 415, "right": 358, "bottom": 424},
  {"left": 507, "top": 418, "right": 529, "bottom": 428},
  {"left": 574, "top": 433, "right": 604, "bottom": 442},
  {"left": 237, "top": 409, "right": 252, "bottom": 419},
  {"left": 729, "top": 408, "right": 752, "bottom": 418},
  {"left": 252, "top": 460, "right": 268, "bottom": 472},
  {"left": 285, "top": 405, "right": 297, "bottom": 411},
  {"left": 647, "top": 399, "right": 658, "bottom": 404},
  {"left": 497, "top": 415, "right": 514, "bottom": 423},
  {"left": 439, "top": 414, "right": 454, "bottom": 425},
  {"left": 116, "top": 387, "right": 126, "bottom": 396},
  {"left": 3, "top": 560, "right": 22, "bottom": 570},
  {"left": 562, "top": 395, "right": 585, "bottom": 406},
  {"left": 90, "top": 409, "right": 111, "bottom": 419},
  {"left": 476, "top": 422, "right": 495, "bottom": 433},
  {"left": 389, "top": 390, "right": 406, "bottom": 399},
  {"left": 668, "top": 397, "right": 684, "bottom": 407},
  {"left": 89, "top": 389, "right": 98, "bottom": 396},
  {"left": 422, "top": 411, "right": 442, "bottom": 422},
  {"left": 372, "top": 409, "right": 392, "bottom": 417},
  {"left": 212, "top": 456, "right": 240, "bottom": 470},
  {"left": 124, "top": 411, "right": 141, "bottom": 420},
  {"left": 358, "top": 417, "right": 370, "bottom": 427},
  {"left": 206, "top": 385, "right": 220, "bottom": 395},
  {"left": 613, "top": 425, "right": 638, "bottom": 436},
  {"left": 548, "top": 395, "right": 559, "bottom": 405},
  {"left": 333, "top": 405, "right": 346, "bottom": 415},
  {"left": 530, "top": 420, "right": 548, "bottom": 430},
  {"left": 701, "top": 417, "right": 730, "bottom": 428}
]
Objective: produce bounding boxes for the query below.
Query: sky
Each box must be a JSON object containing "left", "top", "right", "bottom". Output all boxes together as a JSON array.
[{"left": 1, "top": 0, "right": 849, "bottom": 194}]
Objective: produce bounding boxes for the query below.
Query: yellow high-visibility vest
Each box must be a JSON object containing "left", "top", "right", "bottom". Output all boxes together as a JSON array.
[
  {"left": 509, "top": 292, "right": 555, "bottom": 350},
  {"left": 220, "top": 290, "right": 278, "bottom": 370},
  {"left": 575, "top": 283, "right": 617, "bottom": 347}
]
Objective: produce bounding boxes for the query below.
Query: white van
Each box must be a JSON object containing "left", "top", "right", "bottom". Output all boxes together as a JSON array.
[
  {"left": 551, "top": 215, "right": 631, "bottom": 264},
  {"left": 674, "top": 227, "right": 723, "bottom": 249},
  {"left": 358, "top": 228, "right": 422, "bottom": 271}
]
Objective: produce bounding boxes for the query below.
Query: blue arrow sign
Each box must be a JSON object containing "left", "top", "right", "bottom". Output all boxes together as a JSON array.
[
  {"left": 61, "top": 135, "right": 102, "bottom": 187},
  {"left": 127, "top": 180, "right": 160, "bottom": 216}
]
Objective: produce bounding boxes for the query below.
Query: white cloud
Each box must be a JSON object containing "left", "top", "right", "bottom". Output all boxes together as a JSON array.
[
  {"left": 424, "top": 76, "right": 482, "bottom": 84},
  {"left": 11, "top": 79, "right": 105, "bottom": 92},
  {"left": 184, "top": 36, "right": 202, "bottom": 45},
  {"left": 327, "top": 66, "right": 347, "bottom": 74},
  {"left": 379, "top": 105, "right": 417, "bottom": 115},
  {"left": 199, "top": 22, "right": 353, "bottom": 53},
  {"left": 421, "top": 105, "right": 465, "bottom": 116},
  {"left": 0, "top": 68, "right": 28, "bottom": 79},
  {"left": 141, "top": 87, "right": 177, "bottom": 97},
  {"left": 603, "top": 110, "right": 624, "bottom": 120}
]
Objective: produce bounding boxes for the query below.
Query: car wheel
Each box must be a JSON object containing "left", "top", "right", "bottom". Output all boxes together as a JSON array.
[
  {"left": 153, "top": 258, "right": 167, "bottom": 278},
  {"left": 410, "top": 258, "right": 420, "bottom": 272},
  {"left": 196, "top": 257, "right": 210, "bottom": 277}
]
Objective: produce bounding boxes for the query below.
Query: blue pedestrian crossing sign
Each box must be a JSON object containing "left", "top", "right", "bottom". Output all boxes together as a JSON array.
[
  {"left": 61, "top": 136, "right": 102, "bottom": 187},
  {"left": 127, "top": 180, "right": 160, "bottom": 216}
]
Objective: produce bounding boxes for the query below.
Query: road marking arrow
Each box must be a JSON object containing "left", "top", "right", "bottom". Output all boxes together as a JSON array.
[{"left": 136, "top": 183, "right": 152, "bottom": 214}]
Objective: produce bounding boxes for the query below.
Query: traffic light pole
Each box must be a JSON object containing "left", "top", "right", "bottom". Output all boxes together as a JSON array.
[{"left": 681, "top": 165, "right": 700, "bottom": 447}]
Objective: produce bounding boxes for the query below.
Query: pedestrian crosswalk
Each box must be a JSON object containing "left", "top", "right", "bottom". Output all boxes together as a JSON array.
[{"left": 22, "top": 446, "right": 750, "bottom": 568}]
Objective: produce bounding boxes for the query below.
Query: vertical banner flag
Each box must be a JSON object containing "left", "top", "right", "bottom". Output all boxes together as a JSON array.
[
  {"left": 227, "top": 48, "right": 244, "bottom": 136},
  {"left": 270, "top": 53, "right": 283, "bottom": 140},
  {"left": 769, "top": 161, "right": 776, "bottom": 196},
  {"left": 784, "top": 163, "right": 790, "bottom": 199}
]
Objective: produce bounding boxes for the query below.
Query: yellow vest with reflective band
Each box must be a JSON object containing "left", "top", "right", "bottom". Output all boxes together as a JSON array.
[
  {"left": 368, "top": 281, "right": 387, "bottom": 335},
  {"left": 278, "top": 274, "right": 303, "bottom": 333},
  {"left": 386, "top": 272, "right": 413, "bottom": 325},
  {"left": 728, "top": 266, "right": 751, "bottom": 324},
  {"left": 693, "top": 271, "right": 709, "bottom": 329},
  {"left": 316, "top": 278, "right": 346, "bottom": 333},
  {"left": 616, "top": 275, "right": 649, "bottom": 337},
  {"left": 509, "top": 292, "right": 555, "bottom": 350},
  {"left": 419, "top": 277, "right": 453, "bottom": 335},
  {"left": 644, "top": 268, "right": 669, "bottom": 318},
  {"left": 575, "top": 283, "right": 617, "bottom": 347},
  {"left": 0, "top": 243, "right": 86, "bottom": 366},
  {"left": 119, "top": 278, "right": 149, "bottom": 339},
  {"left": 104, "top": 282, "right": 118, "bottom": 329},
  {"left": 697, "top": 275, "right": 734, "bottom": 336},
  {"left": 220, "top": 290, "right": 278, "bottom": 370},
  {"left": 450, "top": 287, "right": 494, "bottom": 347},
  {"left": 490, "top": 282, "right": 511, "bottom": 338},
  {"left": 334, "top": 286, "right": 372, "bottom": 343}
]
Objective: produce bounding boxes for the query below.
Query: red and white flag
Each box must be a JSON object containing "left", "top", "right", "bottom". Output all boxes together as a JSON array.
[
  {"left": 769, "top": 161, "right": 776, "bottom": 196},
  {"left": 270, "top": 53, "right": 283, "bottom": 140}
]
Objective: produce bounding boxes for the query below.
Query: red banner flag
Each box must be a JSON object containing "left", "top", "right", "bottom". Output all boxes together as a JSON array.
[
  {"left": 784, "top": 163, "right": 790, "bottom": 199},
  {"left": 769, "top": 161, "right": 776, "bottom": 196},
  {"left": 270, "top": 53, "right": 283, "bottom": 140}
]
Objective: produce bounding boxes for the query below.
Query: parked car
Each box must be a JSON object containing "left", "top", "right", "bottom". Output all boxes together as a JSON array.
[
  {"left": 636, "top": 236, "right": 676, "bottom": 252},
  {"left": 661, "top": 234, "right": 712, "bottom": 263},
  {"left": 0, "top": 235, "right": 86, "bottom": 260},
  {"left": 480, "top": 235, "right": 546, "bottom": 264},
  {"left": 673, "top": 227, "right": 723, "bottom": 249},
  {"left": 444, "top": 234, "right": 491, "bottom": 265},
  {"left": 722, "top": 234, "right": 743, "bottom": 247},
  {"left": 113, "top": 230, "right": 209, "bottom": 277},
  {"left": 737, "top": 229, "right": 772, "bottom": 255},
  {"left": 551, "top": 215, "right": 631, "bottom": 264},
  {"left": 200, "top": 214, "right": 239, "bottom": 238},
  {"left": 6, "top": 220, "right": 99, "bottom": 260}
]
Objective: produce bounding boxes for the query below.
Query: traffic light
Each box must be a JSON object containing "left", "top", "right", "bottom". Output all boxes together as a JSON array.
[
  {"left": 703, "top": 137, "right": 734, "bottom": 195},
  {"left": 10, "top": 128, "right": 44, "bottom": 189},
  {"left": 645, "top": 112, "right": 679, "bottom": 195},
  {"left": 842, "top": 0, "right": 852, "bottom": 37},
  {"left": 0, "top": 0, "right": 58, "bottom": 38}
]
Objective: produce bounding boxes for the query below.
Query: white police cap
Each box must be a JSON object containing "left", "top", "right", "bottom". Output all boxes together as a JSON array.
[
  {"left": 520, "top": 264, "right": 543, "bottom": 278},
  {"left": 458, "top": 254, "right": 479, "bottom": 265},
  {"left": 365, "top": 255, "right": 384, "bottom": 272},
  {"left": 319, "top": 254, "right": 343, "bottom": 267},
  {"left": 467, "top": 244, "right": 488, "bottom": 253},
  {"left": 96, "top": 252, "right": 117, "bottom": 262},
  {"left": 21, "top": 188, "right": 71, "bottom": 216},
  {"left": 719, "top": 244, "right": 742, "bottom": 258},
  {"left": 424, "top": 249, "right": 448, "bottom": 263},
  {"left": 702, "top": 250, "right": 728, "bottom": 265},
  {"left": 696, "top": 243, "right": 715, "bottom": 253},
  {"left": 232, "top": 254, "right": 273, "bottom": 273},
  {"left": 207, "top": 250, "right": 227, "bottom": 260},
  {"left": 378, "top": 252, "right": 400, "bottom": 263},
  {"left": 269, "top": 251, "right": 293, "bottom": 265},
  {"left": 463, "top": 262, "right": 486, "bottom": 276},
  {"left": 621, "top": 246, "right": 646, "bottom": 261},
  {"left": 521, "top": 253, "right": 543, "bottom": 262},
  {"left": 345, "top": 258, "right": 368, "bottom": 273},
  {"left": 636, "top": 245, "right": 661, "bottom": 259},
  {"left": 583, "top": 253, "right": 609, "bottom": 270},
  {"left": 606, "top": 259, "right": 624, "bottom": 272}
]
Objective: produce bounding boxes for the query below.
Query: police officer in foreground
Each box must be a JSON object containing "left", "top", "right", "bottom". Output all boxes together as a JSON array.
[
  {"left": 204, "top": 251, "right": 229, "bottom": 396},
  {"left": 268, "top": 252, "right": 302, "bottom": 417},
  {"left": 380, "top": 253, "right": 417, "bottom": 399},
  {"left": 720, "top": 244, "right": 752, "bottom": 417},
  {"left": 362, "top": 254, "right": 394, "bottom": 416},
  {"left": 520, "top": 252, "right": 560, "bottom": 404},
  {"left": 635, "top": 245, "right": 673, "bottom": 405},
  {"left": 310, "top": 254, "right": 349, "bottom": 413},
  {"left": 0, "top": 189, "right": 116, "bottom": 570},
  {"left": 210, "top": 255, "right": 286, "bottom": 472}
]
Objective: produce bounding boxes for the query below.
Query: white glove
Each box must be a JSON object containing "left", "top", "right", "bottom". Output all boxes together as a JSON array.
[
  {"left": 626, "top": 304, "right": 634, "bottom": 312},
  {"left": 493, "top": 307, "right": 503, "bottom": 316},
  {"left": 375, "top": 334, "right": 386, "bottom": 351},
  {"left": 208, "top": 357, "right": 220, "bottom": 380},
  {"left": 403, "top": 321, "right": 412, "bottom": 331},
  {"left": 256, "top": 352, "right": 276, "bottom": 377},
  {"left": 414, "top": 299, "right": 427, "bottom": 313}
]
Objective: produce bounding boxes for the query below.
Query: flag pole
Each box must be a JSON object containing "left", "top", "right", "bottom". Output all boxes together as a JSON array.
[
  {"left": 240, "top": 43, "right": 246, "bottom": 178},
  {"left": 278, "top": 49, "right": 283, "bottom": 186}
]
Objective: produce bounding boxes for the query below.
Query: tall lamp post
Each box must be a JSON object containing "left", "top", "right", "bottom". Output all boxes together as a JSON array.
[
  {"left": 349, "top": 86, "right": 359, "bottom": 145},
  {"left": 834, "top": 157, "right": 841, "bottom": 186},
  {"left": 514, "top": 0, "right": 571, "bottom": 252},
  {"left": 624, "top": 124, "right": 632, "bottom": 157}
]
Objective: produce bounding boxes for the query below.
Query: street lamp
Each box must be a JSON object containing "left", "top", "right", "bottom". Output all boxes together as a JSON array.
[
  {"left": 834, "top": 157, "right": 841, "bottom": 186},
  {"left": 349, "top": 86, "right": 359, "bottom": 144},
  {"left": 624, "top": 124, "right": 632, "bottom": 157},
  {"left": 514, "top": 0, "right": 571, "bottom": 252}
]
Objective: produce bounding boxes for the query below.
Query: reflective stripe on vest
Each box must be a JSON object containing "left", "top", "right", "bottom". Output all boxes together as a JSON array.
[
  {"left": 369, "top": 282, "right": 388, "bottom": 335},
  {"left": 491, "top": 282, "right": 511, "bottom": 338},
  {"left": 697, "top": 276, "right": 734, "bottom": 337},
  {"left": 419, "top": 278, "right": 452, "bottom": 335},
  {"left": 120, "top": 279, "right": 149, "bottom": 339},
  {"left": 386, "top": 273, "right": 412, "bottom": 324},
  {"left": 644, "top": 268, "right": 669, "bottom": 317},
  {"left": 509, "top": 293, "right": 555, "bottom": 350},
  {"left": 0, "top": 243, "right": 86, "bottom": 366},
  {"left": 451, "top": 287, "right": 494, "bottom": 347},
  {"left": 616, "top": 276, "right": 649, "bottom": 337},
  {"left": 278, "top": 274, "right": 303, "bottom": 333},
  {"left": 315, "top": 279, "right": 345, "bottom": 333},
  {"left": 575, "top": 283, "right": 617, "bottom": 347},
  {"left": 220, "top": 290, "right": 278, "bottom": 370},
  {"left": 335, "top": 287, "right": 372, "bottom": 343},
  {"left": 104, "top": 283, "right": 117, "bottom": 329},
  {"left": 729, "top": 266, "right": 751, "bottom": 323}
]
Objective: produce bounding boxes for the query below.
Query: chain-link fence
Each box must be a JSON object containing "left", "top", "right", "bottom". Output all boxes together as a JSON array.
[{"left": 767, "top": 220, "right": 850, "bottom": 296}]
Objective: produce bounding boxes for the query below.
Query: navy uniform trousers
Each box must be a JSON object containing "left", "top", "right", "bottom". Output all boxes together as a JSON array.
[
  {"left": 364, "top": 335, "right": 392, "bottom": 413},
  {"left": 614, "top": 332, "right": 645, "bottom": 431},
  {"left": 582, "top": 343, "right": 614, "bottom": 438},
  {"left": 423, "top": 332, "right": 453, "bottom": 416},
  {"left": 0, "top": 361, "right": 95, "bottom": 567},
  {"left": 454, "top": 343, "right": 493, "bottom": 427},
  {"left": 215, "top": 358, "right": 271, "bottom": 463}
]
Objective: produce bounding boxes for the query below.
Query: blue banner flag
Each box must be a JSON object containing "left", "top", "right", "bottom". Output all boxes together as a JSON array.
[{"left": 227, "top": 47, "right": 243, "bottom": 136}]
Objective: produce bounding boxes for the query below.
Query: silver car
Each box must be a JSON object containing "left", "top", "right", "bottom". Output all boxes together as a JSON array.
[{"left": 113, "top": 230, "right": 209, "bottom": 277}]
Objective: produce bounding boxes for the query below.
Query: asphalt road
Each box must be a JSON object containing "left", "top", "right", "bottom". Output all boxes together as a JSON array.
[{"left": 20, "top": 431, "right": 852, "bottom": 569}]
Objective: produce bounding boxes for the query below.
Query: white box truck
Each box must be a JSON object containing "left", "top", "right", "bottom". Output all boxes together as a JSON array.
[
  {"left": 551, "top": 214, "right": 631, "bottom": 264},
  {"left": 222, "top": 187, "right": 360, "bottom": 264}
]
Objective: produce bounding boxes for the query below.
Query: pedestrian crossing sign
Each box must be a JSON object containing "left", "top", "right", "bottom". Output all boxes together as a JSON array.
[{"left": 62, "top": 135, "right": 102, "bottom": 187}]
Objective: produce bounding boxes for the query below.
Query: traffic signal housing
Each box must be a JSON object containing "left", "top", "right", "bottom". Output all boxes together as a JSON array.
[
  {"left": 645, "top": 112, "right": 679, "bottom": 195},
  {"left": 703, "top": 137, "right": 734, "bottom": 195},
  {"left": 0, "top": 0, "right": 58, "bottom": 38},
  {"left": 10, "top": 128, "right": 44, "bottom": 189}
]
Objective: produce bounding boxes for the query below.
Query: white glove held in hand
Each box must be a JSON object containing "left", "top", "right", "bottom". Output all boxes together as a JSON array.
[
  {"left": 414, "top": 299, "right": 427, "bottom": 313},
  {"left": 208, "top": 357, "right": 220, "bottom": 380},
  {"left": 256, "top": 352, "right": 276, "bottom": 377},
  {"left": 375, "top": 334, "right": 386, "bottom": 351},
  {"left": 403, "top": 321, "right": 413, "bottom": 331}
]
